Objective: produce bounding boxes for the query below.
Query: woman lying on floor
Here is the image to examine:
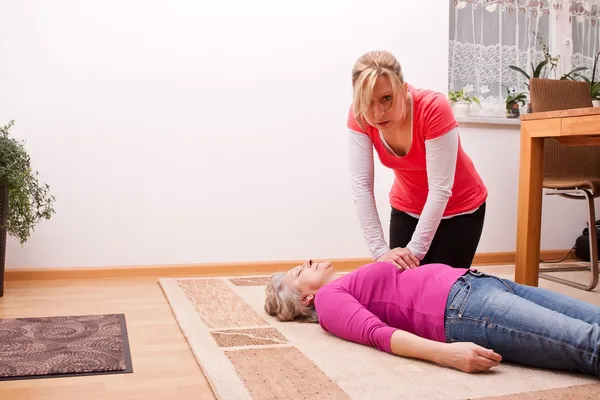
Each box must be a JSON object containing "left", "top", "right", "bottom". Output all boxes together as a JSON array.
[{"left": 264, "top": 259, "right": 600, "bottom": 377}]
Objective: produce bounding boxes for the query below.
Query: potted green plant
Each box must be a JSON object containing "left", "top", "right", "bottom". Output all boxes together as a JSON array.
[
  {"left": 504, "top": 86, "right": 528, "bottom": 118},
  {"left": 0, "top": 120, "right": 56, "bottom": 297},
  {"left": 508, "top": 33, "right": 555, "bottom": 89},
  {"left": 448, "top": 84, "right": 480, "bottom": 117},
  {"left": 509, "top": 32, "right": 587, "bottom": 84},
  {"left": 573, "top": 51, "right": 600, "bottom": 107},
  {"left": 508, "top": 32, "right": 587, "bottom": 113}
]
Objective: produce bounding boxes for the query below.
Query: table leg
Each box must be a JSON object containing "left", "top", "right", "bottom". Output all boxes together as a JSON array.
[{"left": 515, "top": 132, "right": 544, "bottom": 286}]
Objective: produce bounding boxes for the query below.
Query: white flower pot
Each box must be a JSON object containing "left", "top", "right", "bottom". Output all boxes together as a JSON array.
[
  {"left": 593, "top": 100, "right": 600, "bottom": 107},
  {"left": 452, "top": 101, "right": 471, "bottom": 117}
]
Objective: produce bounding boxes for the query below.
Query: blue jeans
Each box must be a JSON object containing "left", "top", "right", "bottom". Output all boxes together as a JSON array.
[{"left": 444, "top": 271, "right": 600, "bottom": 377}]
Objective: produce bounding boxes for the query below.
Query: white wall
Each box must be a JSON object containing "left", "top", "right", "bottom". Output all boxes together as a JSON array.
[
  {"left": 0, "top": 1, "right": 593, "bottom": 268},
  {"left": 457, "top": 122, "right": 596, "bottom": 254}
]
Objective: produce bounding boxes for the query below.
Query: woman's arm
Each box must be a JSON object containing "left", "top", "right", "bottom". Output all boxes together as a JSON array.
[
  {"left": 348, "top": 129, "right": 389, "bottom": 260},
  {"left": 389, "top": 329, "right": 446, "bottom": 363},
  {"left": 316, "top": 287, "right": 501, "bottom": 372},
  {"left": 390, "top": 329, "right": 501, "bottom": 373},
  {"left": 316, "top": 285, "right": 397, "bottom": 352},
  {"left": 405, "top": 128, "right": 459, "bottom": 260}
]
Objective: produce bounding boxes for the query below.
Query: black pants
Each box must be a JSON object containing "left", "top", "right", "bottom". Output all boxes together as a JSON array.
[{"left": 389, "top": 202, "right": 486, "bottom": 269}]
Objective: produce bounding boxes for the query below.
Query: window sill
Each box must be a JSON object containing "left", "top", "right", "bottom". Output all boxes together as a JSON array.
[{"left": 455, "top": 115, "right": 521, "bottom": 127}]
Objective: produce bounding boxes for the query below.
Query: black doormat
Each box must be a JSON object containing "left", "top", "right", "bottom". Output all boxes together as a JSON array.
[{"left": 0, "top": 313, "right": 133, "bottom": 381}]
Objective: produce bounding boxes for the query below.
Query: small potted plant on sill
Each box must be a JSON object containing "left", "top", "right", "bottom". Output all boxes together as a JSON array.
[
  {"left": 448, "top": 84, "right": 480, "bottom": 117},
  {"left": 504, "top": 86, "right": 527, "bottom": 118},
  {"left": 0, "top": 120, "right": 56, "bottom": 297}
]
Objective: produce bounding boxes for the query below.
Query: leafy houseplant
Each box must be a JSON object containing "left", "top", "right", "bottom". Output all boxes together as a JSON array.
[
  {"left": 0, "top": 120, "right": 56, "bottom": 297},
  {"left": 574, "top": 51, "right": 600, "bottom": 106},
  {"left": 508, "top": 32, "right": 587, "bottom": 113},
  {"left": 504, "top": 86, "right": 528, "bottom": 119},
  {"left": 508, "top": 32, "right": 587, "bottom": 88},
  {"left": 508, "top": 33, "right": 555, "bottom": 88},
  {"left": 448, "top": 84, "right": 480, "bottom": 117}
]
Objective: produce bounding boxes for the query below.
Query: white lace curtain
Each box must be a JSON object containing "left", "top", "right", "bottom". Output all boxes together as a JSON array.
[
  {"left": 571, "top": 1, "right": 600, "bottom": 74},
  {"left": 449, "top": 0, "right": 600, "bottom": 107}
]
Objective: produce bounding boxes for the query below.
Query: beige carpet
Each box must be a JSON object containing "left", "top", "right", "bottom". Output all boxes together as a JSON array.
[{"left": 159, "top": 263, "right": 600, "bottom": 400}]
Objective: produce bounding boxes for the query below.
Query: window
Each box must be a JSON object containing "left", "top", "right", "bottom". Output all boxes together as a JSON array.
[
  {"left": 449, "top": 1, "right": 600, "bottom": 117},
  {"left": 570, "top": 1, "right": 600, "bottom": 79}
]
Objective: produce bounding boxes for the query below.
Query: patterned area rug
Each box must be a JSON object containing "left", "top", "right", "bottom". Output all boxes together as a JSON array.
[
  {"left": 0, "top": 314, "right": 133, "bottom": 381},
  {"left": 159, "top": 264, "right": 600, "bottom": 400}
]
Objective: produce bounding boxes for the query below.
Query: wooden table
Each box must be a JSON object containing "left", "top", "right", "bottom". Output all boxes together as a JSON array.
[{"left": 516, "top": 107, "right": 600, "bottom": 286}]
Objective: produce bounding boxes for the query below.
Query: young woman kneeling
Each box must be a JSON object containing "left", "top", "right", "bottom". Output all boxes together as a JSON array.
[{"left": 264, "top": 260, "right": 600, "bottom": 376}]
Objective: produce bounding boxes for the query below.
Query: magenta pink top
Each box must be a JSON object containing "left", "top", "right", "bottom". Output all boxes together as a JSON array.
[{"left": 313, "top": 261, "right": 469, "bottom": 353}]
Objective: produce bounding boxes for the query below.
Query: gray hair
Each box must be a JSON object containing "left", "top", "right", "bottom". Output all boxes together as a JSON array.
[{"left": 264, "top": 272, "right": 318, "bottom": 323}]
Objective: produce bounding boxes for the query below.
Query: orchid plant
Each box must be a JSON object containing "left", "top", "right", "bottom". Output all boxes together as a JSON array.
[
  {"left": 509, "top": 32, "right": 587, "bottom": 89},
  {"left": 504, "top": 85, "right": 527, "bottom": 110}
]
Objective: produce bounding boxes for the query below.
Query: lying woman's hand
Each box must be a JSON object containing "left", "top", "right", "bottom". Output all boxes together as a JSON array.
[
  {"left": 438, "top": 342, "right": 502, "bottom": 373},
  {"left": 377, "top": 247, "right": 419, "bottom": 270}
]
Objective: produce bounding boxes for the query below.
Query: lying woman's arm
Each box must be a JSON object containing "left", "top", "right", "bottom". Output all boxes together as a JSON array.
[
  {"left": 315, "top": 288, "right": 501, "bottom": 373},
  {"left": 389, "top": 329, "right": 445, "bottom": 363},
  {"left": 390, "top": 329, "right": 500, "bottom": 373}
]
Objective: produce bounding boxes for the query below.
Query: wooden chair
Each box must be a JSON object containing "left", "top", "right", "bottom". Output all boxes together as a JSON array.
[{"left": 528, "top": 78, "right": 600, "bottom": 290}]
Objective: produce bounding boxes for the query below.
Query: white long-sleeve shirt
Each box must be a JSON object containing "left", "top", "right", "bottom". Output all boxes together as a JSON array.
[{"left": 348, "top": 127, "right": 475, "bottom": 260}]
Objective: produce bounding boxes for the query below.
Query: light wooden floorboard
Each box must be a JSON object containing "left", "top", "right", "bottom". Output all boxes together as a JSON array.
[
  {"left": 0, "top": 277, "right": 216, "bottom": 400},
  {"left": 0, "top": 264, "right": 598, "bottom": 400}
]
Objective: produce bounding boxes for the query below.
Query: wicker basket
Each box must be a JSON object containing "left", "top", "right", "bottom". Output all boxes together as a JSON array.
[{"left": 0, "top": 183, "right": 7, "bottom": 297}]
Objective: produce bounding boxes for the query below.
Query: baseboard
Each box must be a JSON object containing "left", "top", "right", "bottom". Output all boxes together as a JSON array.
[
  {"left": 3, "top": 249, "right": 576, "bottom": 281},
  {"left": 3, "top": 258, "right": 367, "bottom": 281}
]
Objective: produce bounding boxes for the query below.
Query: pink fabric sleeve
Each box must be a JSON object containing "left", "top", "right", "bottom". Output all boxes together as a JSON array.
[
  {"left": 315, "top": 288, "right": 397, "bottom": 353},
  {"left": 421, "top": 93, "right": 458, "bottom": 141}
]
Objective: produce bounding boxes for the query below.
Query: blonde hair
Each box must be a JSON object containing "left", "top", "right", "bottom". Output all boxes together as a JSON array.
[
  {"left": 264, "top": 272, "right": 318, "bottom": 323},
  {"left": 351, "top": 50, "right": 409, "bottom": 130}
]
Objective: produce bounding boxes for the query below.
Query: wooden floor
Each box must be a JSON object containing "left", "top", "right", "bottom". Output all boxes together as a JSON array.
[
  {"left": 0, "top": 277, "right": 216, "bottom": 400},
  {"left": 0, "top": 264, "right": 598, "bottom": 400}
]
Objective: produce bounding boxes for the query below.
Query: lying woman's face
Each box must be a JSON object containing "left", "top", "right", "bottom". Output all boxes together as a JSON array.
[{"left": 285, "top": 259, "right": 336, "bottom": 296}]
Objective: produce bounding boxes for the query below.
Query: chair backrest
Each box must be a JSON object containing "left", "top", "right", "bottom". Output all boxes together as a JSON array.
[
  {"left": 528, "top": 78, "right": 600, "bottom": 182},
  {"left": 529, "top": 78, "right": 592, "bottom": 111}
]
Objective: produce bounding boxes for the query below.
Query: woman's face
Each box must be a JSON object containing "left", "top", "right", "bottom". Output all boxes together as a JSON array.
[
  {"left": 362, "top": 75, "right": 408, "bottom": 130},
  {"left": 284, "top": 259, "right": 336, "bottom": 299}
]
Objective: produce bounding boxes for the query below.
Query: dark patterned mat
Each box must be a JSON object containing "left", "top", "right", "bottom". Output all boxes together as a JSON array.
[{"left": 0, "top": 313, "right": 133, "bottom": 381}]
